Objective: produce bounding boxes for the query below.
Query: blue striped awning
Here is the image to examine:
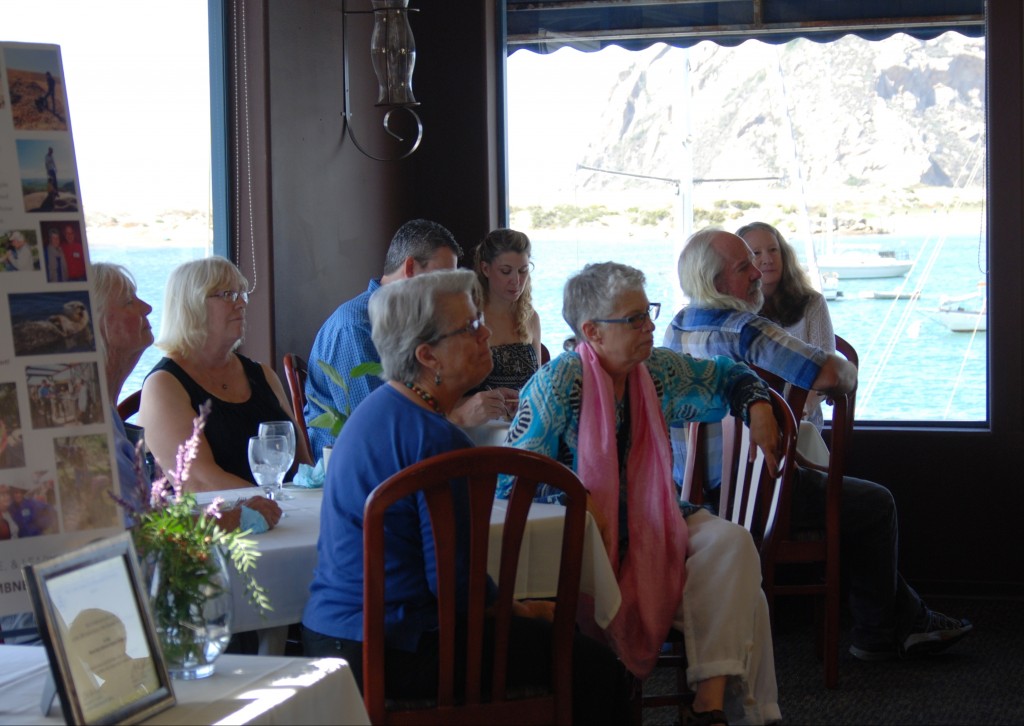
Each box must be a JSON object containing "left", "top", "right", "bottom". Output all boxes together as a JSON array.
[{"left": 506, "top": 0, "right": 986, "bottom": 52}]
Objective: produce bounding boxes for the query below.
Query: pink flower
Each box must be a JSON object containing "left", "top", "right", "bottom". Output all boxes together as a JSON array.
[{"left": 205, "top": 497, "right": 225, "bottom": 519}]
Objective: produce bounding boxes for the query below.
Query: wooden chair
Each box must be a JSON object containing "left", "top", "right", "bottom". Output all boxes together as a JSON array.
[
  {"left": 363, "top": 446, "right": 588, "bottom": 725},
  {"left": 631, "top": 388, "right": 799, "bottom": 723},
  {"left": 116, "top": 389, "right": 141, "bottom": 421},
  {"left": 282, "top": 353, "right": 313, "bottom": 458},
  {"left": 749, "top": 335, "right": 858, "bottom": 689}
]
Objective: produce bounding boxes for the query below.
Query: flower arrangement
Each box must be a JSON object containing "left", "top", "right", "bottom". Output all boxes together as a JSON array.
[{"left": 112, "top": 402, "right": 270, "bottom": 675}]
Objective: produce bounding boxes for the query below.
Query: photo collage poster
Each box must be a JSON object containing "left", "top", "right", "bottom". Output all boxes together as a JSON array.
[{"left": 0, "top": 42, "right": 122, "bottom": 617}]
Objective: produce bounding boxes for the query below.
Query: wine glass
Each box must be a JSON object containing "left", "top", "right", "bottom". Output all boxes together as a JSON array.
[
  {"left": 248, "top": 435, "right": 290, "bottom": 505},
  {"left": 258, "top": 421, "right": 295, "bottom": 500}
]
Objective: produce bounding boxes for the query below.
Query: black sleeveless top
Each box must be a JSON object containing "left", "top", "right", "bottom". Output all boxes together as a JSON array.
[
  {"left": 148, "top": 354, "right": 290, "bottom": 485},
  {"left": 468, "top": 343, "right": 539, "bottom": 394}
]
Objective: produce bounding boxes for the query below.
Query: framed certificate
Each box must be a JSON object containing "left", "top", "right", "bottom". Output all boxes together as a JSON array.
[{"left": 23, "top": 532, "right": 176, "bottom": 725}]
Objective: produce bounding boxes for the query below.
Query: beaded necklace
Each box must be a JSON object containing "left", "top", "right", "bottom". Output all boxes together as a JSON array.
[{"left": 405, "top": 381, "right": 445, "bottom": 416}]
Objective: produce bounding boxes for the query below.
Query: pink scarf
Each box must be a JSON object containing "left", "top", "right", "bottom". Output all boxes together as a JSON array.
[{"left": 576, "top": 342, "right": 688, "bottom": 677}]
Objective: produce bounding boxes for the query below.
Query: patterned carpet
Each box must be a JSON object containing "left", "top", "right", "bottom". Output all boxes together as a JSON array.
[{"left": 642, "top": 597, "right": 1023, "bottom": 725}]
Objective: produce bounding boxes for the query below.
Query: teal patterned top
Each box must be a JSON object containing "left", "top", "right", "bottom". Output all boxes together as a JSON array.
[{"left": 498, "top": 347, "right": 770, "bottom": 502}]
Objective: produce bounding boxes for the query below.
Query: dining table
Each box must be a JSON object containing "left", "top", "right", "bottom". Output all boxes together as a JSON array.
[
  {"left": 0, "top": 644, "right": 369, "bottom": 725},
  {"left": 198, "top": 477, "right": 622, "bottom": 652},
  {"left": 193, "top": 486, "right": 323, "bottom": 656}
]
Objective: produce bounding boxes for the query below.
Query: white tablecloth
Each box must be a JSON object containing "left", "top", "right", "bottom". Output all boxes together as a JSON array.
[
  {"left": 199, "top": 486, "right": 621, "bottom": 638},
  {"left": 488, "top": 500, "right": 621, "bottom": 628},
  {"left": 0, "top": 645, "right": 369, "bottom": 725},
  {"left": 194, "top": 488, "right": 322, "bottom": 634},
  {"left": 461, "top": 419, "right": 512, "bottom": 446}
]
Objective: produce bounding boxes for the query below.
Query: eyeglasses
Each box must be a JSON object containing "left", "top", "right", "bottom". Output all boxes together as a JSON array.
[
  {"left": 208, "top": 290, "right": 249, "bottom": 304},
  {"left": 592, "top": 302, "right": 661, "bottom": 330},
  {"left": 430, "top": 312, "right": 486, "bottom": 344}
]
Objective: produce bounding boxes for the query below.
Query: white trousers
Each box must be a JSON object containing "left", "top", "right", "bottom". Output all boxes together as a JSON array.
[{"left": 674, "top": 509, "right": 781, "bottom": 725}]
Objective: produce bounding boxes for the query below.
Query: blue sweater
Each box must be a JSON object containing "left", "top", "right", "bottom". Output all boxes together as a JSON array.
[{"left": 302, "top": 384, "right": 494, "bottom": 651}]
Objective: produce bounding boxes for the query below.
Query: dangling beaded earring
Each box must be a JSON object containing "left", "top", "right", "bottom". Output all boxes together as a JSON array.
[{"left": 434, "top": 369, "right": 442, "bottom": 386}]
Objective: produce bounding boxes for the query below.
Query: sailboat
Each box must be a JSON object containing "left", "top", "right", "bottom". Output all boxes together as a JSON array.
[
  {"left": 815, "top": 247, "right": 913, "bottom": 279},
  {"left": 929, "top": 290, "right": 987, "bottom": 332}
]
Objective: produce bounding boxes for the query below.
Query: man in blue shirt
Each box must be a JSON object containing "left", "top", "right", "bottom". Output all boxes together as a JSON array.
[
  {"left": 665, "top": 227, "right": 972, "bottom": 663},
  {"left": 305, "top": 219, "right": 516, "bottom": 459},
  {"left": 305, "top": 220, "right": 462, "bottom": 458}
]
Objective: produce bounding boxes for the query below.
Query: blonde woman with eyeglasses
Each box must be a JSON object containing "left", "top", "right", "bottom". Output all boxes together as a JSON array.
[{"left": 140, "top": 257, "right": 310, "bottom": 492}]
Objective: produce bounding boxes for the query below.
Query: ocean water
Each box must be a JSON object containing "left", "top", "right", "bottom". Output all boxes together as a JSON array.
[
  {"left": 93, "top": 231, "right": 987, "bottom": 423},
  {"left": 529, "top": 231, "right": 987, "bottom": 423}
]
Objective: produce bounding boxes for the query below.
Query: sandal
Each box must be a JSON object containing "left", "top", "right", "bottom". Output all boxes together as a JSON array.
[{"left": 682, "top": 703, "right": 729, "bottom": 726}]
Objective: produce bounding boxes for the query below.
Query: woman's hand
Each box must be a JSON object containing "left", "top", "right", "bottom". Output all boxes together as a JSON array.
[
  {"left": 217, "top": 496, "right": 282, "bottom": 532},
  {"left": 747, "top": 401, "right": 781, "bottom": 476},
  {"left": 449, "top": 388, "right": 519, "bottom": 427}
]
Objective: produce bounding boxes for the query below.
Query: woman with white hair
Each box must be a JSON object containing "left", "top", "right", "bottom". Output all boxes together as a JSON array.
[
  {"left": 3, "top": 230, "right": 33, "bottom": 271},
  {"left": 302, "top": 269, "right": 629, "bottom": 723},
  {"left": 92, "top": 263, "right": 155, "bottom": 507},
  {"left": 139, "top": 257, "right": 310, "bottom": 492},
  {"left": 502, "top": 261, "right": 782, "bottom": 725}
]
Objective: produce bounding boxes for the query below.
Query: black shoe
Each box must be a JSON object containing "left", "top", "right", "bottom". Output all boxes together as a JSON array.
[
  {"left": 682, "top": 704, "right": 729, "bottom": 726},
  {"left": 900, "top": 609, "right": 973, "bottom": 657}
]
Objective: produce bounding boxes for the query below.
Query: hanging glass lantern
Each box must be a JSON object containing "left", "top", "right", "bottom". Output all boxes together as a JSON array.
[{"left": 370, "top": 0, "right": 418, "bottom": 107}]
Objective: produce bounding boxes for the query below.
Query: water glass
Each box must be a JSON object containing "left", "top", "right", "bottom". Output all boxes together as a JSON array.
[
  {"left": 258, "top": 421, "right": 296, "bottom": 500},
  {"left": 248, "top": 434, "right": 290, "bottom": 504}
]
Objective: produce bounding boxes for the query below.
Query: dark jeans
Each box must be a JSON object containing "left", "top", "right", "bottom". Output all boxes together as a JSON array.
[
  {"left": 789, "top": 466, "right": 925, "bottom": 649},
  {"left": 303, "top": 616, "right": 630, "bottom": 725}
]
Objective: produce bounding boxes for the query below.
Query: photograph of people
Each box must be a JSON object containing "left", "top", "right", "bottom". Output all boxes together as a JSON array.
[
  {"left": 3, "top": 46, "right": 68, "bottom": 130},
  {"left": 2, "top": 229, "right": 40, "bottom": 272},
  {"left": 5, "top": 483, "right": 57, "bottom": 538},
  {"left": 0, "top": 382, "right": 27, "bottom": 469},
  {"left": 15, "top": 138, "right": 78, "bottom": 212}
]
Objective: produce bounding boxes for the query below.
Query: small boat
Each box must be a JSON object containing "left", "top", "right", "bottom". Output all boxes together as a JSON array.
[
  {"left": 821, "top": 271, "right": 841, "bottom": 301},
  {"left": 929, "top": 292, "right": 987, "bottom": 332},
  {"left": 858, "top": 289, "right": 922, "bottom": 301},
  {"left": 816, "top": 249, "right": 913, "bottom": 279}
]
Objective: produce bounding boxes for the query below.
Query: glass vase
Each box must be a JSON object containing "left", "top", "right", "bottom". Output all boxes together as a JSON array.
[{"left": 144, "top": 545, "right": 233, "bottom": 680}]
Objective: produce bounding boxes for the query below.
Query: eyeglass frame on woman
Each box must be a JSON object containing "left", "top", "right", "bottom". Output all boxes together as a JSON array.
[
  {"left": 208, "top": 290, "right": 249, "bottom": 304},
  {"left": 429, "top": 312, "right": 486, "bottom": 344},
  {"left": 591, "top": 302, "right": 661, "bottom": 329}
]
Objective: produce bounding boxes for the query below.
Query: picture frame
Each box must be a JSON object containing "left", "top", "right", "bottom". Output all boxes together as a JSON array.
[{"left": 22, "top": 532, "right": 176, "bottom": 725}]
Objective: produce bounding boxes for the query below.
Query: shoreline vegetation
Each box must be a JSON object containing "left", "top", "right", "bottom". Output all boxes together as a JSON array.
[
  {"left": 85, "top": 209, "right": 215, "bottom": 251},
  {"left": 84, "top": 194, "right": 984, "bottom": 252},
  {"left": 512, "top": 201, "right": 984, "bottom": 243}
]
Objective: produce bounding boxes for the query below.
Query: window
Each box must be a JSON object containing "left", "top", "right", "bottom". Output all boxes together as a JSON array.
[
  {"left": 507, "top": 34, "right": 986, "bottom": 423},
  {"left": 5, "top": 0, "right": 214, "bottom": 398}
]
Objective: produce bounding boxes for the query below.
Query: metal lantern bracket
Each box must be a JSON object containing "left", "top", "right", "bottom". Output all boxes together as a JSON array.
[{"left": 341, "top": 3, "right": 423, "bottom": 161}]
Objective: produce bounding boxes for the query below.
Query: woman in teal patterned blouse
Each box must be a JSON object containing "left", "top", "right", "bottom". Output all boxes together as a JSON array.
[{"left": 501, "top": 262, "right": 782, "bottom": 726}]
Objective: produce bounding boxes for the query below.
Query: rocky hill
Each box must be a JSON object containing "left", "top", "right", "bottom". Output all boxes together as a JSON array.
[{"left": 569, "top": 32, "right": 985, "bottom": 231}]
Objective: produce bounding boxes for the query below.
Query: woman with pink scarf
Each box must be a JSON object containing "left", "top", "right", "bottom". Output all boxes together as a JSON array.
[{"left": 500, "top": 262, "right": 781, "bottom": 725}]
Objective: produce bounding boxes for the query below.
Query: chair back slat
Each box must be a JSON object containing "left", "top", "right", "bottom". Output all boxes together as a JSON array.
[
  {"left": 117, "top": 390, "right": 142, "bottom": 421},
  {"left": 712, "top": 389, "right": 798, "bottom": 547},
  {"left": 363, "top": 446, "right": 586, "bottom": 725},
  {"left": 761, "top": 334, "right": 858, "bottom": 689},
  {"left": 282, "top": 353, "right": 313, "bottom": 456}
]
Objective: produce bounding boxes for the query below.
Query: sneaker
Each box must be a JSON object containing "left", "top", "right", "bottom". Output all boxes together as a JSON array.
[{"left": 900, "top": 609, "right": 973, "bottom": 657}]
